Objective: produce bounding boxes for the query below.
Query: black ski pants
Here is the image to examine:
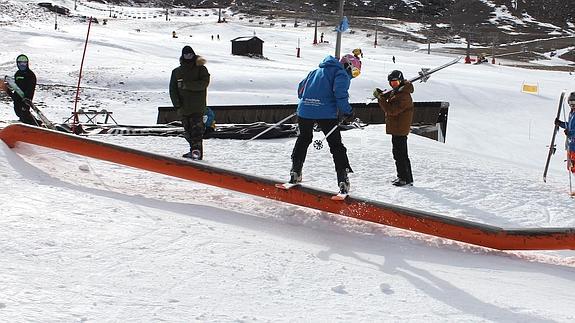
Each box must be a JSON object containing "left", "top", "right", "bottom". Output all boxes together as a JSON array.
[
  {"left": 182, "top": 113, "right": 205, "bottom": 156},
  {"left": 291, "top": 117, "right": 352, "bottom": 183},
  {"left": 14, "top": 103, "right": 38, "bottom": 126},
  {"left": 392, "top": 135, "right": 413, "bottom": 183}
]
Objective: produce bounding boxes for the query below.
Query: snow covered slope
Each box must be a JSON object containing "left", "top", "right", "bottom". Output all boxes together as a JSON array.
[{"left": 1, "top": 0, "right": 575, "bottom": 321}]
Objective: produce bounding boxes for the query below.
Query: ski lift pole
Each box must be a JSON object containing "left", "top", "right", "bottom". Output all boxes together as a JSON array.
[
  {"left": 334, "top": 0, "right": 345, "bottom": 59},
  {"left": 72, "top": 16, "right": 93, "bottom": 134},
  {"left": 243, "top": 112, "right": 297, "bottom": 144}
]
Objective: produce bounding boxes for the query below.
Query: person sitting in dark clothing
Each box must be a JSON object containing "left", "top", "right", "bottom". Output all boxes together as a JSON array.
[{"left": 6, "top": 54, "right": 40, "bottom": 126}]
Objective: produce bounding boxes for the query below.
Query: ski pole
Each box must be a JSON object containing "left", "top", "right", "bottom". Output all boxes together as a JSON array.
[
  {"left": 313, "top": 122, "right": 341, "bottom": 150},
  {"left": 561, "top": 100, "right": 573, "bottom": 194},
  {"left": 243, "top": 112, "right": 296, "bottom": 144},
  {"left": 313, "top": 117, "right": 365, "bottom": 149}
]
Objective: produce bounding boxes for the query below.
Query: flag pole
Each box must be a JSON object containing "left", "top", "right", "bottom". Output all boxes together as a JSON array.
[{"left": 334, "top": 0, "right": 345, "bottom": 59}]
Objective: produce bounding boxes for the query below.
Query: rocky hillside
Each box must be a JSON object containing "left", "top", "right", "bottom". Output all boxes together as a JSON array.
[{"left": 106, "top": 0, "right": 574, "bottom": 43}]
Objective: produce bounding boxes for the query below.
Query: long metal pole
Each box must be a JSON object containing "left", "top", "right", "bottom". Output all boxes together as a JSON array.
[
  {"left": 72, "top": 17, "right": 93, "bottom": 134},
  {"left": 313, "top": 18, "right": 318, "bottom": 44},
  {"left": 243, "top": 112, "right": 297, "bottom": 144},
  {"left": 334, "top": 0, "right": 345, "bottom": 59}
]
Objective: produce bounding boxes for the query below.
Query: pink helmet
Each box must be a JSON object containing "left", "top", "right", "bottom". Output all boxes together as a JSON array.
[{"left": 340, "top": 54, "right": 361, "bottom": 78}]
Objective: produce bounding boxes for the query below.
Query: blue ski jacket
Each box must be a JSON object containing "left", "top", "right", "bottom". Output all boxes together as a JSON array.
[
  {"left": 296, "top": 56, "right": 353, "bottom": 120},
  {"left": 204, "top": 107, "right": 215, "bottom": 129},
  {"left": 558, "top": 109, "right": 575, "bottom": 151}
]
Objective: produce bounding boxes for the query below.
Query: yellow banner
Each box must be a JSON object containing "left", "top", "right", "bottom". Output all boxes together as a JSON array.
[{"left": 522, "top": 83, "right": 539, "bottom": 94}]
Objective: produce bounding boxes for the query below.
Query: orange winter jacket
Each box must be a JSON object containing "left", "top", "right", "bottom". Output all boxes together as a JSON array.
[{"left": 377, "top": 81, "right": 414, "bottom": 136}]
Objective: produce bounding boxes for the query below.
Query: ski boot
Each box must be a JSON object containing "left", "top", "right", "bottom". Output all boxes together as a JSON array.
[
  {"left": 183, "top": 149, "right": 202, "bottom": 160},
  {"left": 338, "top": 179, "right": 350, "bottom": 195},
  {"left": 289, "top": 170, "right": 302, "bottom": 184},
  {"left": 336, "top": 168, "right": 350, "bottom": 194},
  {"left": 392, "top": 178, "right": 413, "bottom": 187}
]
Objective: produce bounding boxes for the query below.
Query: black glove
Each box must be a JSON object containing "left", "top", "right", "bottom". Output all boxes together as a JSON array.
[
  {"left": 341, "top": 112, "right": 355, "bottom": 124},
  {"left": 555, "top": 118, "right": 561, "bottom": 126},
  {"left": 383, "top": 89, "right": 395, "bottom": 98}
]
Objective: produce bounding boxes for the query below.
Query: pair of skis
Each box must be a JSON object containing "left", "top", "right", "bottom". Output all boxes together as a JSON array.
[
  {"left": 274, "top": 182, "right": 348, "bottom": 201},
  {"left": 543, "top": 90, "right": 574, "bottom": 197},
  {"left": 2, "top": 75, "right": 55, "bottom": 129}
]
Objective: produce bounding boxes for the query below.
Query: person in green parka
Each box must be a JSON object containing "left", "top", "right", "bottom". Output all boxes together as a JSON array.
[{"left": 169, "top": 45, "right": 210, "bottom": 160}]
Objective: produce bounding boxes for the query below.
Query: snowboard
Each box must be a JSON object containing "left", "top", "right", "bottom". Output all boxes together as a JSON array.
[{"left": 3, "top": 75, "right": 55, "bottom": 130}]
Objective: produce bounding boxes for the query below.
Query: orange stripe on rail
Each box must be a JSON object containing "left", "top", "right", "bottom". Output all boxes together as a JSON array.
[{"left": 1, "top": 124, "right": 574, "bottom": 250}]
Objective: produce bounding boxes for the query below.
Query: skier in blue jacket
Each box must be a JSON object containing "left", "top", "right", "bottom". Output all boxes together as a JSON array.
[
  {"left": 555, "top": 91, "right": 575, "bottom": 174},
  {"left": 288, "top": 52, "right": 361, "bottom": 194}
]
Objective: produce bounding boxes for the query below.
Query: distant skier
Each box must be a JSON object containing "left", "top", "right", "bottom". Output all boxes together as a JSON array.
[
  {"left": 288, "top": 52, "right": 360, "bottom": 194},
  {"left": 169, "top": 45, "right": 210, "bottom": 160},
  {"left": 555, "top": 91, "right": 575, "bottom": 174},
  {"left": 392, "top": 56, "right": 396, "bottom": 64},
  {"left": 373, "top": 70, "right": 414, "bottom": 186},
  {"left": 5, "top": 54, "right": 39, "bottom": 126}
]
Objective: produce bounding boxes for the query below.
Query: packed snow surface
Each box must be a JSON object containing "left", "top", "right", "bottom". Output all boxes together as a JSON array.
[{"left": 1, "top": 0, "right": 575, "bottom": 321}]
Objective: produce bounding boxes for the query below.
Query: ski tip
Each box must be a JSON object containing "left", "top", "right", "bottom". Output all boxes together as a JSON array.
[
  {"left": 275, "top": 183, "right": 299, "bottom": 190},
  {"left": 331, "top": 194, "right": 348, "bottom": 201}
]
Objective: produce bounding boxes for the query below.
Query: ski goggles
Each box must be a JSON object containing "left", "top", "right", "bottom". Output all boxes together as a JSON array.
[
  {"left": 389, "top": 80, "right": 401, "bottom": 88},
  {"left": 350, "top": 66, "right": 361, "bottom": 78}
]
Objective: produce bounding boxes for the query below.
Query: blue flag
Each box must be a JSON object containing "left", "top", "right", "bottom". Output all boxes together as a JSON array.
[{"left": 336, "top": 16, "right": 349, "bottom": 33}]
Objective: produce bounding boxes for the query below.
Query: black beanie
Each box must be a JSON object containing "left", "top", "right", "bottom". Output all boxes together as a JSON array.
[{"left": 181, "top": 46, "right": 196, "bottom": 60}]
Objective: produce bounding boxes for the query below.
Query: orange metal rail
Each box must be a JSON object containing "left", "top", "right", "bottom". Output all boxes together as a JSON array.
[{"left": 1, "top": 124, "right": 574, "bottom": 250}]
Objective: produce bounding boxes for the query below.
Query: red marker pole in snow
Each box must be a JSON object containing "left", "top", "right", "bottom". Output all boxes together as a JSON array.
[{"left": 72, "top": 16, "right": 93, "bottom": 134}]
